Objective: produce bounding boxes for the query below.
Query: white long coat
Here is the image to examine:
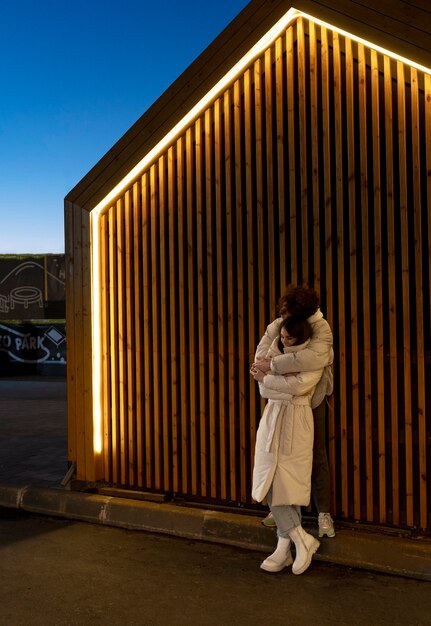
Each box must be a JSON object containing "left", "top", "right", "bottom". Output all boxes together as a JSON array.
[{"left": 252, "top": 338, "right": 323, "bottom": 507}]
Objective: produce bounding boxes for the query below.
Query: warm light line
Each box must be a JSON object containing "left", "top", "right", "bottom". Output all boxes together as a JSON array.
[
  {"left": 91, "top": 7, "right": 300, "bottom": 218},
  {"left": 90, "top": 5, "right": 300, "bottom": 454},
  {"left": 299, "top": 9, "right": 431, "bottom": 76},
  {"left": 90, "top": 6, "right": 431, "bottom": 455},
  {"left": 90, "top": 211, "right": 102, "bottom": 453}
]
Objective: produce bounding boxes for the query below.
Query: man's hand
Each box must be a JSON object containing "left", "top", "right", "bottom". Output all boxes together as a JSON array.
[{"left": 252, "top": 359, "right": 271, "bottom": 373}]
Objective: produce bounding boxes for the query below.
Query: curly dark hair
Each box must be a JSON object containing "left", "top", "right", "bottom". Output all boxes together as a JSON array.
[{"left": 276, "top": 284, "right": 319, "bottom": 319}]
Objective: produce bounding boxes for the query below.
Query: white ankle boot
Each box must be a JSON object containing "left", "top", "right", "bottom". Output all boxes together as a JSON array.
[
  {"left": 260, "top": 536, "right": 293, "bottom": 572},
  {"left": 288, "top": 525, "right": 320, "bottom": 575}
]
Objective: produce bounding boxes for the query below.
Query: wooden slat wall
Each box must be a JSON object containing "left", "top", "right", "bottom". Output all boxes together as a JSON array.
[
  {"left": 65, "top": 202, "right": 98, "bottom": 481},
  {"left": 94, "top": 18, "right": 431, "bottom": 530}
]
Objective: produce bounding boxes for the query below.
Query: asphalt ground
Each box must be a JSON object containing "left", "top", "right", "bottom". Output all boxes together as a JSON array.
[
  {"left": 1, "top": 507, "right": 431, "bottom": 626},
  {"left": 0, "top": 377, "right": 430, "bottom": 584}
]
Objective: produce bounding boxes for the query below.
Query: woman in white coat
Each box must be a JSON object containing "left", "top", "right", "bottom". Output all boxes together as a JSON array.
[{"left": 251, "top": 316, "right": 323, "bottom": 575}]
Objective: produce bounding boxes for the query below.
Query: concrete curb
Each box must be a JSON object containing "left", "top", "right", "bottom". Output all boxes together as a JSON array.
[{"left": 1, "top": 483, "right": 430, "bottom": 582}]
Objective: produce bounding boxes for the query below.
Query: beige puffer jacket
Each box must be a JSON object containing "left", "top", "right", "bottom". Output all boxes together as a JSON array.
[{"left": 254, "top": 308, "right": 334, "bottom": 409}]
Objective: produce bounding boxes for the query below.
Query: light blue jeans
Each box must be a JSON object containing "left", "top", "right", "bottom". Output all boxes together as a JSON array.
[{"left": 267, "top": 489, "right": 301, "bottom": 538}]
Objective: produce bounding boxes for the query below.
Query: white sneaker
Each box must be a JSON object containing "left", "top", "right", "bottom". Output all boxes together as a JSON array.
[
  {"left": 261, "top": 512, "right": 277, "bottom": 528},
  {"left": 318, "top": 512, "right": 335, "bottom": 537}
]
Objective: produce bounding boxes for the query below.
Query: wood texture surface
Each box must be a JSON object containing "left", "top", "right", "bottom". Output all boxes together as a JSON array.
[{"left": 67, "top": 15, "right": 431, "bottom": 530}]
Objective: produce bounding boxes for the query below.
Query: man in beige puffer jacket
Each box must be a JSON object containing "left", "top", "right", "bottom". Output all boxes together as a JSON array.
[{"left": 253, "top": 284, "right": 335, "bottom": 538}]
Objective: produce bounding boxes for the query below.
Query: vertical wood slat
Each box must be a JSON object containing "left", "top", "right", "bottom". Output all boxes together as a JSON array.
[
  {"left": 116, "top": 198, "right": 127, "bottom": 484},
  {"left": 64, "top": 202, "right": 77, "bottom": 469},
  {"left": 141, "top": 172, "right": 153, "bottom": 487},
  {"left": 424, "top": 72, "right": 431, "bottom": 530},
  {"left": 150, "top": 164, "right": 162, "bottom": 489},
  {"left": 370, "top": 49, "right": 386, "bottom": 523},
  {"left": 264, "top": 47, "right": 276, "bottom": 311},
  {"left": 286, "top": 26, "right": 297, "bottom": 284},
  {"left": 308, "top": 21, "right": 320, "bottom": 291},
  {"left": 297, "top": 17, "right": 309, "bottom": 283},
  {"left": 100, "top": 213, "right": 110, "bottom": 479},
  {"left": 108, "top": 205, "right": 119, "bottom": 483},
  {"left": 86, "top": 17, "right": 430, "bottom": 531},
  {"left": 333, "top": 32, "right": 349, "bottom": 518},
  {"left": 176, "top": 136, "right": 189, "bottom": 494},
  {"left": 397, "top": 61, "right": 414, "bottom": 527},
  {"left": 132, "top": 180, "right": 144, "bottom": 486},
  {"left": 185, "top": 128, "right": 198, "bottom": 495},
  {"left": 254, "top": 59, "right": 266, "bottom": 332},
  {"left": 81, "top": 208, "right": 98, "bottom": 479},
  {"left": 427, "top": 74, "right": 431, "bottom": 353},
  {"left": 254, "top": 55, "right": 266, "bottom": 428},
  {"left": 275, "top": 37, "right": 286, "bottom": 291},
  {"left": 195, "top": 117, "right": 208, "bottom": 497},
  {"left": 358, "top": 44, "right": 374, "bottom": 522},
  {"left": 223, "top": 89, "right": 237, "bottom": 501},
  {"left": 345, "top": 38, "right": 360, "bottom": 520},
  {"left": 320, "top": 26, "right": 336, "bottom": 509},
  {"left": 244, "top": 68, "right": 258, "bottom": 486},
  {"left": 233, "top": 79, "right": 247, "bottom": 501},
  {"left": 158, "top": 156, "right": 170, "bottom": 490},
  {"left": 124, "top": 189, "right": 136, "bottom": 486},
  {"left": 410, "top": 68, "right": 427, "bottom": 530},
  {"left": 168, "top": 146, "right": 180, "bottom": 493},
  {"left": 214, "top": 97, "right": 228, "bottom": 501},
  {"left": 204, "top": 109, "right": 218, "bottom": 499},
  {"left": 384, "top": 55, "right": 400, "bottom": 525}
]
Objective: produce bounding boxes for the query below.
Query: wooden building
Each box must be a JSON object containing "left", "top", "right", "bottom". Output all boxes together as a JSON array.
[{"left": 65, "top": 0, "right": 431, "bottom": 532}]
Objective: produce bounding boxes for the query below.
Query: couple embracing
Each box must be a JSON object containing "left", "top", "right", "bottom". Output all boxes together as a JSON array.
[{"left": 250, "top": 284, "right": 334, "bottom": 575}]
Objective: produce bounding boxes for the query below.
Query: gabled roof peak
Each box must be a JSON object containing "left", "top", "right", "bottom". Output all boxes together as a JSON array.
[{"left": 66, "top": 0, "right": 431, "bottom": 211}]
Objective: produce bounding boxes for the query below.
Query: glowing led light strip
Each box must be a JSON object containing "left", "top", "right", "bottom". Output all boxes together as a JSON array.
[
  {"left": 89, "top": 6, "right": 300, "bottom": 454},
  {"left": 90, "top": 7, "right": 431, "bottom": 454},
  {"left": 302, "top": 10, "right": 431, "bottom": 75}
]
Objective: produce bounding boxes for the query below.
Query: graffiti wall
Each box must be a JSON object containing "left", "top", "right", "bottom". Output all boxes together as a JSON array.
[{"left": 0, "top": 255, "right": 66, "bottom": 375}]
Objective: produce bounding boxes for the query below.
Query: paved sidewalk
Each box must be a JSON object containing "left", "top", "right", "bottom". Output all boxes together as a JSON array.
[
  {"left": 0, "top": 377, "right": 67, "bottom": 487},
  {"left": 0, "top": 377, "right": 430, "bottom": 582}
]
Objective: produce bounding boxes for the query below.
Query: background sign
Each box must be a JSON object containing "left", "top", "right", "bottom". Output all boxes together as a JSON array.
[
  {"left": 0, "top": 322, "right": 66, "bottom": 375},
  {"left": 0, "top": 255, "right": 65, "bottom": 321},
  {"left": 0, "top": 255, "right": 66, "bottom": 375}
]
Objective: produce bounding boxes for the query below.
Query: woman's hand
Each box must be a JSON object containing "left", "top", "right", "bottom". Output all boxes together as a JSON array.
[{"left": 250, "top": 365, "right": 265, "bottom": 383}]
